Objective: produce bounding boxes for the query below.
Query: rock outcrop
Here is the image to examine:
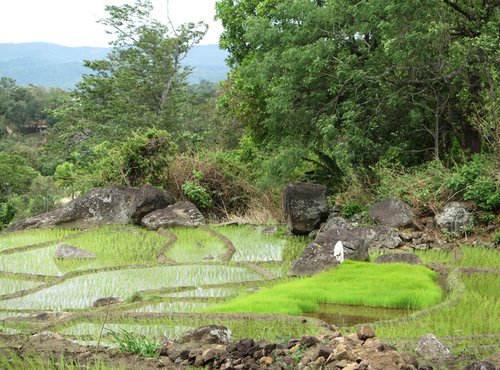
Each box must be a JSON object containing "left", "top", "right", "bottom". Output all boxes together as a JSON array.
[
  {"left": 369, "top": 198, "right": 415, "bottom": 228},
  {"left": 290, "top": 227, "right": 369, "bottom": 276},
  {"left": 374, "top": 252, "right": 422, "bottom": 265},
  {"left": 435, "top": 202, "right": 473, "bottom": 235},
  {"left": 8, "top": 185, "right": 175, "bottom": 231},
  {"left": 141, "top": 201, "right": 205, "bottom": 230},
  {"left": 283, "top": 182, "right": 329, "bottom": 235},
  {"left": 54, "top": 244, "right": 96, "bottom": 259}
]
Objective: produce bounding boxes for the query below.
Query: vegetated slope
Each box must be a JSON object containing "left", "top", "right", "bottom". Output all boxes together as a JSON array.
[{"left": 0, "top": 42, "right": 228, "bottom": 89}]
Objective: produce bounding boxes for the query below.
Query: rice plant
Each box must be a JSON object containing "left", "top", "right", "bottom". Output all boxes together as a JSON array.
[
  {"left": 165, "top": 227, "right": 227, "bottom": 262},
  {"left": 206, "top": 261, "right": 443, "bottom": 315},
  {"left": 0, "top": 264, "right": 263, "bottom": 310},
  {"left": 0, "top": 277, "right": 41, "bottom": 296},
  {"left": 0, "top": 228, "right": 76, "bottom": 251}
]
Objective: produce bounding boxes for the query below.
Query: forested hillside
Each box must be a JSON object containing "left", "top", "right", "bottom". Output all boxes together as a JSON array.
[
  {"left": 0, "top": 43, "right": 228, "bottom": 88},
  {"left": 0, "top": 0, "right": 498, "bottom": 232}
]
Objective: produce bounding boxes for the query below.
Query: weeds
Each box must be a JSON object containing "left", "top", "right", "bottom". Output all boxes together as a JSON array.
[{"left": 108, "top": 328, "right": 160, "bottom": 358}]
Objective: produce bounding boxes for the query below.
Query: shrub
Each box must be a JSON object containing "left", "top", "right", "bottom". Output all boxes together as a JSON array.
[
  {"left": 446, "top": 154, "right": 500, "bottom": 211},
  {"left": 182, "top": 180, "right": 212, "bottom": 209},
  {"left": 109, "top": 329, "right": 160, "bottom": 358},
  {"left": 340, "top": 202, "right": 366, "bottom": 219}
]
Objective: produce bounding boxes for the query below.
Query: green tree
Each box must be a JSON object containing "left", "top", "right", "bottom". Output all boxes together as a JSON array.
[{"left": 49, "top": 0, "right": 207, "bottom": 152}]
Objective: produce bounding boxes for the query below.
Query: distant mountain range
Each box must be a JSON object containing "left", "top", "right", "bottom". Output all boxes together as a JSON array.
[{"left": 0, "top": 42, "right": 229, "bottom": 89}]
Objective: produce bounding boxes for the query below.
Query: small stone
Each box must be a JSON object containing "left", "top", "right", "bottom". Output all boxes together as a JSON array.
[
  {"left": 356, "top": 325, "right": 375, "bottom": 341},
  {"left": 313, "top": 344, "right": 333, "bottom": 360},
  {"left": 201, "top": 348, "right": 227, "bottom": 363},
  {"left": 259, "top": 356, "right": 273, "bottom": 366},
  {"left": 463, "top": 360, "right": 496, "bottom": 370},
  {"left": 344, "top": 363, "right": 358, "bottom": 370}
]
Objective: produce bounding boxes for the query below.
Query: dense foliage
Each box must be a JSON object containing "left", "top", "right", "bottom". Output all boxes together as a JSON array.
[
  {"left": 216, "top": 0, "right": 499, "bottom": 174},
  {"left": 0, "top": 0, "right": 498, "bottom": 228}
]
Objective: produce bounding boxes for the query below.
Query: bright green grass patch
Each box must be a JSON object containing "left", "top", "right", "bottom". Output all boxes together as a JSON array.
[
  {"left": 206, "top": 261, "right": 442, "bottom": 315},
  {"left": 375, "top": 272, "right": 500, "bottom": 338},
  {"left": 0, "top": 277, "right": 41, "bottom": 296},
  {"left": 412, "top": 245, "right": 500, "bottom": 268},
  {"left": 132, "top": 301, "right": 213, "bottom": 313},
  {"left": 166, "top": 227, "right": 227, "bottom": 262},
  {"left": 0, "top": 265, "right": 263, "bottom": 311},
  {"left": 0, "top": 228, "right": 76, "bottom": 251},
  {"left": 455, "top": 246, "right": 500, "bottom": 268}
]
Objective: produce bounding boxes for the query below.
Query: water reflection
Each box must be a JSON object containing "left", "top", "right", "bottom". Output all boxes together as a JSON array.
[{"left": 304, "top": 304, "right": 411, "bottom": 327}]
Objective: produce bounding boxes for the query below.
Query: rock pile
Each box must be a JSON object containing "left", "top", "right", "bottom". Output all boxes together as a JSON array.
[{"left": 160, "top": 325, "right": 422, "bottom": 370}]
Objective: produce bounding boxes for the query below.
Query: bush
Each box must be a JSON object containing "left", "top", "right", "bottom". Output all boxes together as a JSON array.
[
  {"left": 340, "top": 202, "right": 366, "bottom": 219},
  {"left": 182, "top": 180, "right": 212, "bottom": 209},
  {"left": 374, "top": 160, "right": 453, "bottom": 214},
  {"left": 446, "top": 154, "right": 500, "bottom": 211},
  {"left": 109, "top": 329, "right": 160, "bottom": 358}
]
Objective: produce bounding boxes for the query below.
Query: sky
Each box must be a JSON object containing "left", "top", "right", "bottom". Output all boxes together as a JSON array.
[{"left": 0, "top": 0, "right": 223, "bottom": 47}]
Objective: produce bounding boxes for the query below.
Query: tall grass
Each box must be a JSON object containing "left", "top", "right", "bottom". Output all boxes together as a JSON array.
[
  {"left": 206, "top": 261, "right": 442, "bottom": 315},
  {"left": 376, "top": 272, "right": 499, "bottom": 338}
]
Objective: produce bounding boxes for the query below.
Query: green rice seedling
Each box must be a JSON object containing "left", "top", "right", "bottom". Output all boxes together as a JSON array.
[
  {"left": 375, "top": 272, "right": 500, "bottom": 338},
  {"left": 0, "top": 245, "right": 63, "bottom": 276},
  {"left": 60, "top": 321, "right": 193, "bottom": 340},
  {"left": 58, "top": 314, "right": 325, "bottom": 342},
  {"left": 168, "top": 287, "right": 239, "bottom": 298},
  {"left": 0, "top": 265, "right": 263, "bottom": 311},
  {"left": 454, "top": 245, "right": 500, "bottom": 268},
  {"left": 0, "top": 351, "right": 124, "bottom": 370},
  {"left": 166, "top": 227, "right": 227, "bottom": 262},
  {"left": 133, "top": 300, "right": 212, "bottom": 313},
  {"left": 61, "top": 225, "right": 166, "bottom": 267},
  {"left": 411, "top": 248, "right": 453, "bottom": 264},
  {"left": 0, "top": 228, "right": 76, "bottom": 251},
  {"left": 214, "top": 225, "right": 287, "bottom": 261},
  {"left": 205, "top": 261, "right": 442, "bottom": 315},
  {"left": 0, "top": 277, "right": 41, "bottom": 296},
  {"left": 109, "top": 328, "right": 161, "bottom": 357}
]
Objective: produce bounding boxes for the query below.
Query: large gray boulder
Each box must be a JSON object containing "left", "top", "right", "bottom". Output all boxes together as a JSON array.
[
  {"left": 290, "top": 227, "right": 369, "bottom": 276},
  {"left": 415, "top": 334, "right": 452, "bottom": 364},
  {"left": 352, "top": 226, "right": 403, "bottom": 250},
  {"left": 283, "top": 182, "right": 329, "bottom": 235},
  {"left": 131, "top": 185, "right": 176, "bottom": 224},
  {"left": 435, "top": 202, "right": 473, "bottom": 235},
  {"left": 369, "top": 198, "right": 414, "bottom": 228},
  {"left": 8, "top": 186, "right": 175, "bottom": 231},
  {"left": 141, "top": 201, "right": 205, "bottom": 230}
]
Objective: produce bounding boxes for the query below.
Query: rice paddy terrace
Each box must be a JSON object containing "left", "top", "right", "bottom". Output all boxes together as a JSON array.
[{"left": 0, "top": 225, "right": 498, "bottom": 365}]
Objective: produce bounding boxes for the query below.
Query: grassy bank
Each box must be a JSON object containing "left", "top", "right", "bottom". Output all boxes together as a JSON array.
[{"left": 205, "top": 261, "right": 443, "bottom": 315}]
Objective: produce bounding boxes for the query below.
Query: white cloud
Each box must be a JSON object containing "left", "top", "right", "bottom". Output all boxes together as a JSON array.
[{"left": 0, "top": 0, "right": 222, "bottom": 47}]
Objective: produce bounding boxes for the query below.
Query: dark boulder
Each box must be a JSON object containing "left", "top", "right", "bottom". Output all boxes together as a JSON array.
[
  {"left": 290, "top": 227, "right": 369, "bottom": 276},
  {"left": 92, "top": 297, "right": 123, "bottom": 307},
  {"left": 283, "top": 182, "right": 329, "bottom": 235},
  {"left": 374, "top": 252, "right": 422, "bottom": 265},
  {"left": 369, "top": 198, "right": 415, "bottom": 228},
  {"left": 141, "top": 201, "right": 205, "bottom": 230},
  {"left": 8, "top": 186, "right": 175, "bottom": 231},
  {"left": 130, "top": 185, "right": 176, "bottom": 224}
]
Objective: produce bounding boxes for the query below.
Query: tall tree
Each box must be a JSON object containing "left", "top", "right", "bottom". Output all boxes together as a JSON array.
[{"left": 49, "top": 0, "right": 207, "bottom": 152}]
